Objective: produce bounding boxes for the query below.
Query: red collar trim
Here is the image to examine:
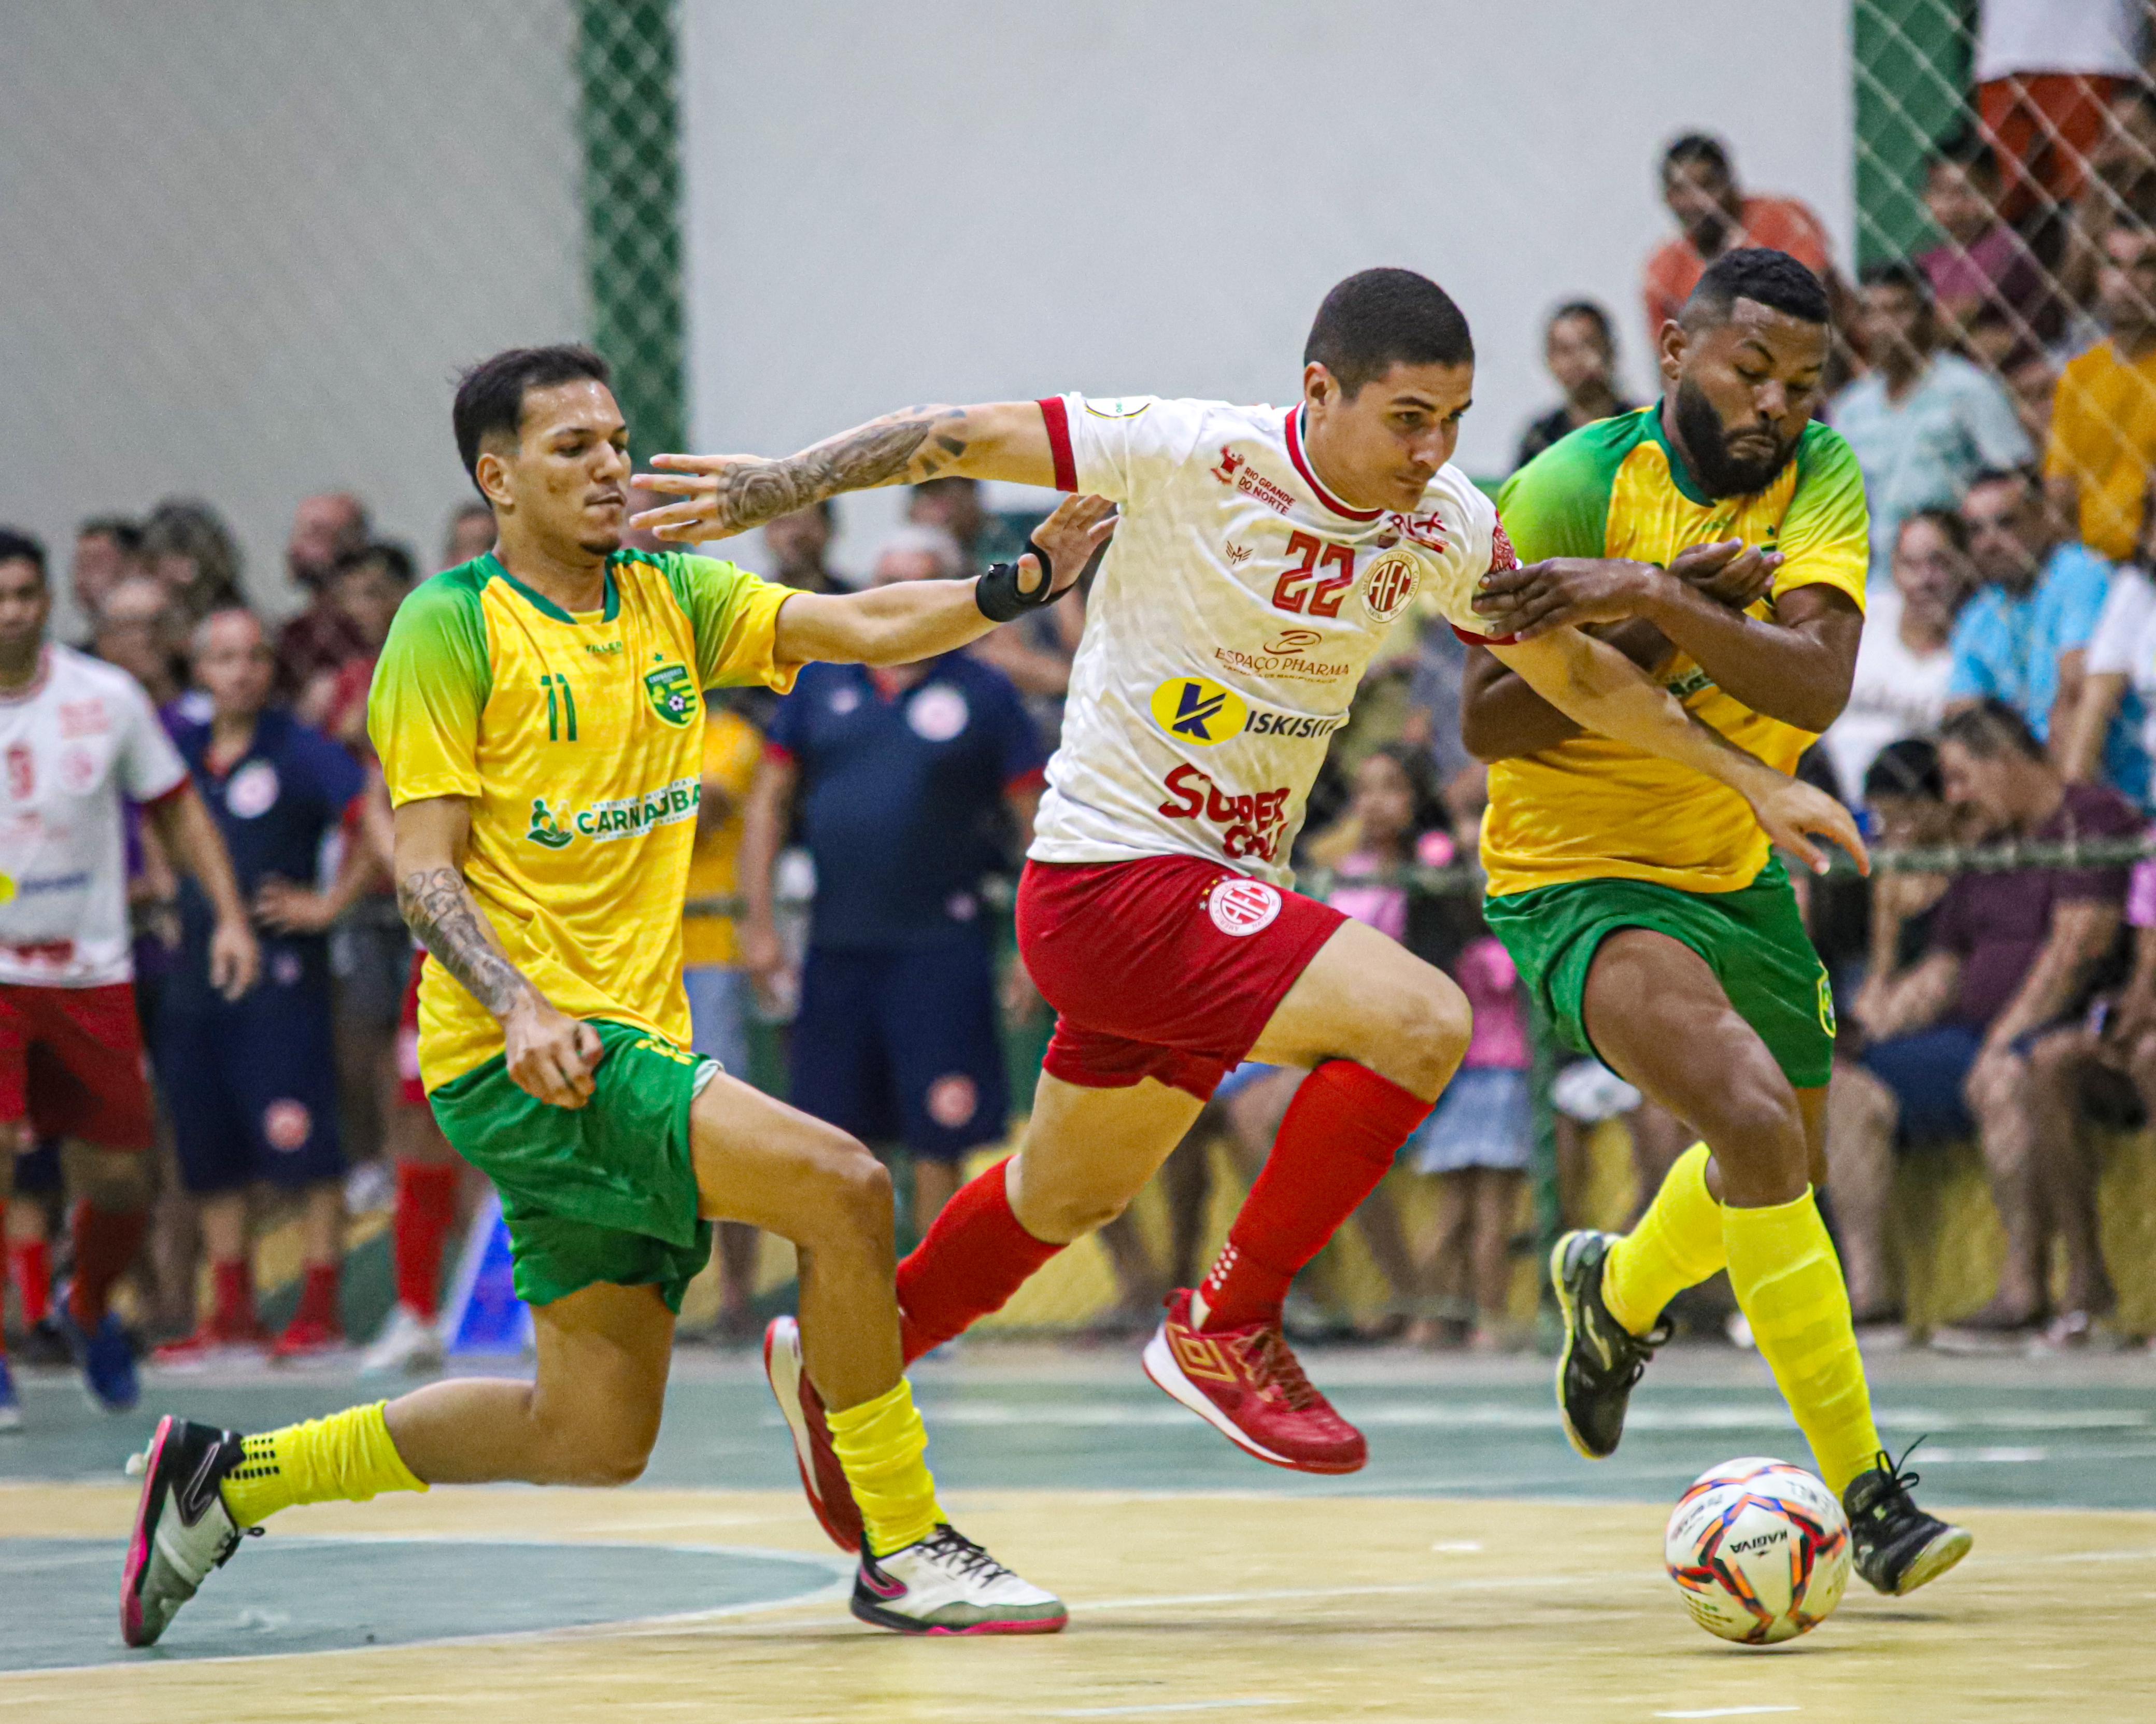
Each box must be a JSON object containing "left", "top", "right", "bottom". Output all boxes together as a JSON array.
[
  {"left": 1284, "top": 407, "right": 1383, "bottom": 522},
  {"left": 0, "top": 647, "right": 53, "bottom": 706}
]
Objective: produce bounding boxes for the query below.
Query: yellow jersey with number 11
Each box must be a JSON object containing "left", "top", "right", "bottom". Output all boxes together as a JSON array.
[{"left": 367, "top": 549, "right": 799, "bottom": 1092}]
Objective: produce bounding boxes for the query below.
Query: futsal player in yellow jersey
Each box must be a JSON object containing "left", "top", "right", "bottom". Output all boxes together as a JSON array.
[
  {"left": 121, "top": 345, "right": 1116, "bottom": 1646},
  {"left": 1466, "top": 250, "right": 1972, "bottom": 1598}
]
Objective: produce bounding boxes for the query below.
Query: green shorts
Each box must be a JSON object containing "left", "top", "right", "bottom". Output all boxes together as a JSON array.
[
  {"left": 428, "top": 1020, "right": 717, "bottom": 1311},
  {"left": 1483, "top": 856, "right": 1835, "bottom": 1091}
]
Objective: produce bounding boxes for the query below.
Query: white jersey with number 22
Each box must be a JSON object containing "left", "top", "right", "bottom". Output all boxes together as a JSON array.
[{"left": 1030, "top": 392, "right": 1512, "bottom": 887}]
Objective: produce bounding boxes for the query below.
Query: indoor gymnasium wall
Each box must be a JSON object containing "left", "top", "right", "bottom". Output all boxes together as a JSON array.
[
  {"left": 679, "top": 0, "right": 1854, "bottom": 560},
  {"left": 0, "top": 1, "right": 584, "bottom": 621}
]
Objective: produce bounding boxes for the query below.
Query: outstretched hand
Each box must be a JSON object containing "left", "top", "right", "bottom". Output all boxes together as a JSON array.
[
  {"left": 1752, "top": 775, "right": 1871, "bottom": 879},
  {"left": 1017, "top": 496, "right": 1118, "bottom": 600},
  {"left": 630, "top": 453, "right": 783, "bottom": 544}
]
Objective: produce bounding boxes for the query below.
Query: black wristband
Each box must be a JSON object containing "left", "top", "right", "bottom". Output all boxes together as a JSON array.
[{"left": 974, "top": 538, "right": 1065, "bottom": 623}]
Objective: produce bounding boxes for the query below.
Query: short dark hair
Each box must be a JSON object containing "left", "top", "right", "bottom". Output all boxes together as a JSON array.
[
  {"left": 0, "top": 527, "right": 48, "bottom": 582},
  {"left": 1899, "top": 505, "right": 1969, "bottom": 556},
  {"left": 1864, "top": 737, "right": 1944, "bottom": 803},
  {"left": 1860, "top": 259, "right": 1932, "bottom": 301},
  {"left": 452, "top": 344, "right": 612, "bottom": 488},
  {"left": 1681, "top": 247, "right": 1832, "bottom": 330},
  {"left": 1663, "top": 132, "right": 1732, "bottom": 179},
  {"left": 1940, "top": 697, "right": 2045, "bottom": 762},
  {"left": 1548, "top": 300, "right": 1616, "bottom": 347},
  {"left": 1304, "top": 268, "right": 1474, "bottom": 397},
  {"left": 77, "top": 515, "right": 141, "bottom": 553},
  {"left": 1966, "top": 463, "right": 2040, "bottom": 498},
  {"left": 335, "top": 540, "right": 417, "bottom": 588}
]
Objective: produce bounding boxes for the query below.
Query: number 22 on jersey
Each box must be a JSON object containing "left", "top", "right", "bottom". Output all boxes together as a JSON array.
[{"left": 1271, "top": 531, "right": 1355, "bottom": 618}]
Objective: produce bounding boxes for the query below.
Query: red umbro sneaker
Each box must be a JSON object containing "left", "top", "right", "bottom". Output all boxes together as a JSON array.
[
  {"left": 763, "top": 1316, "right": 864, "bottom": 1553},
  {"left": 1142, "top": 1289, "right": 1367, "bottom": 1474}
]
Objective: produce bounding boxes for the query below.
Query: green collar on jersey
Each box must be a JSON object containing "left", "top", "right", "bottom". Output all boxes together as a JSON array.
[{"left": 482, "top": 552, "right": 621, "bottom": 625}]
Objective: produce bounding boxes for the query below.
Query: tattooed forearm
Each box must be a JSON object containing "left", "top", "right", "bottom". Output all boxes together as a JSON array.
[
  {"left": 398, "top": 866, "right": 535, "bottom": 1021},
  {"left": 718, "top": 408, "right": 969, "bottom": 531}
]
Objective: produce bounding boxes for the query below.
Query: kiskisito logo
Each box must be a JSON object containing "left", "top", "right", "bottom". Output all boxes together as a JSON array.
[
  {"left": 1150, "top": 676, "right": 1249, "bottom": 746},
  {"left": 1361, "top": 546, "right": 1424, "bottom": 624},
  {"left": 644, "top": 660, "right": 698, "bottom": 726}
]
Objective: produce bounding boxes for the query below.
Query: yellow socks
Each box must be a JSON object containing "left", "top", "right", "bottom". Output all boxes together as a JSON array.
[
  {"left": 826, "top": 1378, "right": 944, "bottom": 1558},
  {"left": 220, "top": 1401, "right": 428, "bottom": 1529},
  {"left": 1723, "top": 1190, "right": 1881, "bottom": 1495},
  {"left": 1601, "top": 1142, "right": 1725, "bottom": 1338}
]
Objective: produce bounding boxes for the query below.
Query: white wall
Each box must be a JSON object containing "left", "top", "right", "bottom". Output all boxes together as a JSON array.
[
  {"left": 683, "top": 0, "right": 1851, "bottom": 573},
  {"left": 1, "top": 1, "right": 583, "bottom": 624}
]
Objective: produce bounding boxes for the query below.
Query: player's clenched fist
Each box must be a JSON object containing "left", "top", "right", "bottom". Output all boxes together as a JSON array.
[{"left": 503, "top": 996, "right": 603, "bottom": 1109}]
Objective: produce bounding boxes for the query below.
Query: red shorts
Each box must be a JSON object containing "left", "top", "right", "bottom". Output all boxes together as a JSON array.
[
  {"left": 1018, "top": 855, "right": 1346, "bottom": 1101},
  {"left": 0, "top": 980, "right": 155, "bottom": 1151},
  {"left": 396, "top": 949, "right": 427, "bottom": 1108}
]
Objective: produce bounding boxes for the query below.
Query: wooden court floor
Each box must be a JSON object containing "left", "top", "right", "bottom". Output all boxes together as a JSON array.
[{"left": 7, "top": 1482, "right": 2155, "bottom": 1723}]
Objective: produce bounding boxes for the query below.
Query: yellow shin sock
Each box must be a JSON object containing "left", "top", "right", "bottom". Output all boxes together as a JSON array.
[
  {"left": 1723, "top": 1190, "right": 1882, "bottom": 1495},
  {"left": 1601, "top": 1142, "right": 1725, "bottom": 1337},
  {"left": 826, "top": 1378, "right": 945, "bottom": 1558},
  {"left": 219, "top": 1401, "right": 428, "bottom": 1529}
]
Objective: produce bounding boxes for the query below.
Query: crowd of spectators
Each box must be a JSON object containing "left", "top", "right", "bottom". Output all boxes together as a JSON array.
[{"left": 13, "top": 5, "right": 2156, "bottom": 1383}]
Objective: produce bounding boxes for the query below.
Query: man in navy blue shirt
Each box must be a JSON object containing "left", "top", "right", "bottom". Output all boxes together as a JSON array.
[
  {"left": 152, "top": 609, "right": 378, "bottom": 1364},
  {"left": 740, "top": 528, "right": 1046, "bottom": 1236}
]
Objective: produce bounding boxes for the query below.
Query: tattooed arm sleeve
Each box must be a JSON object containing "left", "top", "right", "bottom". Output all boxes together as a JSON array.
[
  {"left": 390, "top": 796, "right": 540, "bottom": 1023},
  {"left": 633, "top": 400, "right": 1058, "bottom": 542}
]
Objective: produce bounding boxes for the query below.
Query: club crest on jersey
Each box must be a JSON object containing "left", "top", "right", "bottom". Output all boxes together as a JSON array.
[
  {"left": 1207, "top": 877, "right": 1282, "bottom": 938},
  {"left": 644, "top": 661, "right": 698, "bottom": 726},
  {"left": 1150, "top": 676, "right": 1249, "bottom": 747},
  {"left": 1361, "top": 547, "right": 1423, "bottom": 624}
]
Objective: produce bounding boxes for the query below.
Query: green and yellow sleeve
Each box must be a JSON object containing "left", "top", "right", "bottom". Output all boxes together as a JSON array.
[
  {"left": 367, "top": 566, "right": 492, "bottom": 807},
  {"left": 662, "top": 554, "right": 803, "bottom": 694},
  {"left": 1494, "top": 415, "right": 1631, "bottom": 561},
  {"left": 1776, "top": 424, "right": 1869, "bottom": 614}
]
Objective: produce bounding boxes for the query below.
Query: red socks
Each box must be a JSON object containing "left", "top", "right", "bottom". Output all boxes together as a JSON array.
[
  {"left": 210, "top": 1259, "right": 257, "bottom": 1337},
  {"left": 293, "top": 1262, "right": 342, "bottom": 1332},
  {"left": 8, "top": 1236, "right": 51, "bottom": 1327},
  {"left": 1199, "top": 1061, "right": 1432, "bottom": 1332},
  {"left": 393, "top": 1162, "right": 460, "bottom": 1319},
  {"left": 897, "top": 1157, "right": 1062, "bottom": 1363},
  {"left": 67, "top": 1200, "right": 148, "bottom": 1331}
]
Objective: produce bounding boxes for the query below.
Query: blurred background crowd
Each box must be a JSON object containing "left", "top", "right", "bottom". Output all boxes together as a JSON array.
[{"left": 9, "top": 1, "right": 2156, "bottom": 1391}]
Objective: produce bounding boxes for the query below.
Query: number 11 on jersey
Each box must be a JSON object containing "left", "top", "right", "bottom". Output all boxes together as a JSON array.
[{"left": 540, "top": 673, "right": 579, "bottom": 742}]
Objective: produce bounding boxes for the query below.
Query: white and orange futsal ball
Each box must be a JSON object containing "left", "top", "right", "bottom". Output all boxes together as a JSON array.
[{"left": 1664, "top": 1457, "right": 1852, "bottom": 1645}]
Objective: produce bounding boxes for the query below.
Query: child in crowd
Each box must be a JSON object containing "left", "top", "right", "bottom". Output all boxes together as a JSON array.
[{"left": 1406, "top": 922, "right": 1536, "bottom": 1351}]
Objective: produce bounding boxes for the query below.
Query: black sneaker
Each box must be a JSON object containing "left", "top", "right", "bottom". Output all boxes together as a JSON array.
[
  {"left": 1843, "top": 1443, "right": 1973, "bottom": 1596},
  {"left": 1549, "top": 1230, "right": 1667, "bottom": 1460},
  {"left": 120, "top": 1415, "right": 258, "bottom": 1647}
]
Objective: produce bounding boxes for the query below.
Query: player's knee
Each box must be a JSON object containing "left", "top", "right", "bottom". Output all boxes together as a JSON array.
[
  {"left": 1373, "top": 970, "right": 1471, "bottom": 1098},
  {"left": 819, "top": 1140, "right": 895, "bottom": 1241},
  {"left": 1698, "top": 1066, "right": 1807, "bottom": 1199}
]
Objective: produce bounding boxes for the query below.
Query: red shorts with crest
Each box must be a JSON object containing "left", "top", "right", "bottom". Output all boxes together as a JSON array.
[
  {"left": 0, "top": 980, "right": 155, "bottom": 1150},
  {"left": 1017, "top": 855, "right": 1346, "bottom": 1102}
]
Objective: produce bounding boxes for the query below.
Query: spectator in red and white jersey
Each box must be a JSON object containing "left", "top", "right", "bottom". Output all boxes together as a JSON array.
[{"left": 0, "top": 528, "right": 259, "bottom": 1423}]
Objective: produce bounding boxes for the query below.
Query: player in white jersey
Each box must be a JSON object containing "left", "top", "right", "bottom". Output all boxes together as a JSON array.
[
  {"left": 634, "top": 271, "right": 1861, "bottom": 1535},
  {"left": 0, "top": 531, "right": 258, "bottom": 1421}
]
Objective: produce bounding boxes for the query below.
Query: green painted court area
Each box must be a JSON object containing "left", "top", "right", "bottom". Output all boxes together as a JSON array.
[
  {"left": 4, "top": 1344, "right": 2153, "bottom": 1508},
  {"left": 0, "top": 1538, "right": 844, "bottom": 1673}
]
